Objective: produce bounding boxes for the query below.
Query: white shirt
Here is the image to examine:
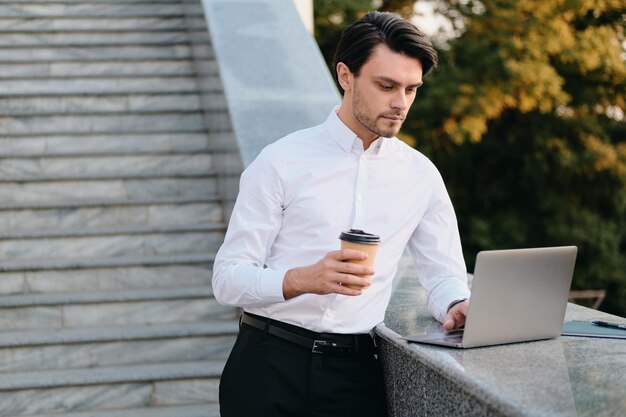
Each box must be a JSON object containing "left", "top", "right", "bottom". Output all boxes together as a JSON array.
[{"left": 213, "top": 109, "right": 471, "bottom": 333}]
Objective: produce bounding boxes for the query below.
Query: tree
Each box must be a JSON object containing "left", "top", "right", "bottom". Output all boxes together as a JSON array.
[
  {"left": 313, "top": 0, "right": 626, "bottom": 315},
  {"left": 412, "top": 0, "right": 626, "bottom": 315}
]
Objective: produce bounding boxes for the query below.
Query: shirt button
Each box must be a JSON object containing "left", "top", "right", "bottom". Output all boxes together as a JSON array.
[{"left": 357, "top": 194, "right": 364, "bottom": 202}]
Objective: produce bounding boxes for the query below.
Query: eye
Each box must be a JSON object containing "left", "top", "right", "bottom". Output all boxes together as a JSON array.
[
  {"left": 380, "top": 84, "right": 393, "bottom": 91},
  {"left": 406, "top": 87, "right": 417, "bottom": 94}
]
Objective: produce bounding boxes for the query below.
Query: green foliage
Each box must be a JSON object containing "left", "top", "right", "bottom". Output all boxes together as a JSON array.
[{"left": 313, "top": 0, "right": 626, "bottom": 316}]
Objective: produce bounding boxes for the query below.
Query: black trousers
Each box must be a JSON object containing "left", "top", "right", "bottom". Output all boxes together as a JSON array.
[{"left": 219, "top": 318, "right": 388, "bottom": 417}]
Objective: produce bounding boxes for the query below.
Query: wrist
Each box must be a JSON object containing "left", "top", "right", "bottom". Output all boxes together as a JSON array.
[{"left": 283, "top": 267, "right": 305, "bottom": 300}]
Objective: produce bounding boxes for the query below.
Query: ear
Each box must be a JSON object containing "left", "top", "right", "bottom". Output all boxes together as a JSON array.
[{"left": 336, "top": 62, "right": 353, "bottom": 94}]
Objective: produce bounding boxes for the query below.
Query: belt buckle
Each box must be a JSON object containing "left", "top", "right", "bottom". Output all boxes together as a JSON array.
[
  {"left": 312, "top": 340, "right": 332, "bottom": 354},
  {"left": 312, "top": 340, "right": 354, "bottom": 354}
]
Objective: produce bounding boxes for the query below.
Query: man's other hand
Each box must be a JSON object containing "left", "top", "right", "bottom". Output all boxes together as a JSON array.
[{"left": 442, "top": 300, "right": 469, "bottom": 331}]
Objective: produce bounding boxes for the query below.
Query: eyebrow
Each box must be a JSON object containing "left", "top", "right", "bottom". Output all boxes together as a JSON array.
[{"left": 376, "top": 76, "right": 423, "bottom": 89}]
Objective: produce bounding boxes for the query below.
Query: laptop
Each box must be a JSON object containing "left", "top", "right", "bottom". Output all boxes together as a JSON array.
[{"left": 403, "top": 246, "right": 577, "bottom": 348}]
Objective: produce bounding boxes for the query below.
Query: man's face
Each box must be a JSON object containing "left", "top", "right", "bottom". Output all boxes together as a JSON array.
[{"left": 339, "top": 44, "right": 423, "bottom": 141}]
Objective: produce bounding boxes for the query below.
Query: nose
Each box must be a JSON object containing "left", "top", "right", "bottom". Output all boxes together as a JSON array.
[{"left": 390, "top": 91, "right": 409, "bottom": 111}]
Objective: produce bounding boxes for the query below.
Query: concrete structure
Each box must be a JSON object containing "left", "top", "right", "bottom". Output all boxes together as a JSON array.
[
  {"left": 379, "top": 271, "right": 626, "bottom": 416},
  {"left": 202, "top": 0, "right": 339, "bottom": 168}
]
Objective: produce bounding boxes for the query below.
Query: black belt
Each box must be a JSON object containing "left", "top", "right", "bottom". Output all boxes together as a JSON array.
[{"left": 240, "top": 312, "right": 377, "bottom": 355}]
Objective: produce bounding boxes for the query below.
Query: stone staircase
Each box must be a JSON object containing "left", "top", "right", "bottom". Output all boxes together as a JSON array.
[{"left": 0, "top": 0, "right": 240, "bottom": 415}]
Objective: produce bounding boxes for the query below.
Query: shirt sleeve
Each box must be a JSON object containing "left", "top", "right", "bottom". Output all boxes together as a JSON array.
[
  {"left": 407, "top": 170, "right": 471, "bottom": 323},
  {"left": 212, "top": 147, "right": 288, "bottom": 307}
]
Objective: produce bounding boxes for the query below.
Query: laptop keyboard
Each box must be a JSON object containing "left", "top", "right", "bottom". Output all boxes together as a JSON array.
[{"left": 441, "top": 333, "right": 464, "bottom": 343}]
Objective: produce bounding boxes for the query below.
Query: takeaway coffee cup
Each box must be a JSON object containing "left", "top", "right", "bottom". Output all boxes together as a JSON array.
[{"left": 339, "top": 229, "right": 380, "bottom": 290}]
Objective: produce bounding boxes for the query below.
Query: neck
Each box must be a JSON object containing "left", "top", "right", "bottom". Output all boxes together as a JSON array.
[{"left": 336, "top": 104, "right": 378, "bottom": 151}]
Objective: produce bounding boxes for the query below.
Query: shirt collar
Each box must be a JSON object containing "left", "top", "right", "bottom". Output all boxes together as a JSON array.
[{"left": 325, "top": 107, "right": 357, "bottom": 153}]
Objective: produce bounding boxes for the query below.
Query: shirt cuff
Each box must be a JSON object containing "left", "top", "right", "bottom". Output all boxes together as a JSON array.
[
  {"left": 258, "top": 268, "right": 288, "bottom": 304},
  {"left": 428, "top": 278, "right": 471, "bottom": 322},
  {"left": 447, "top": 298, "right": 468, "bottom": 312}
]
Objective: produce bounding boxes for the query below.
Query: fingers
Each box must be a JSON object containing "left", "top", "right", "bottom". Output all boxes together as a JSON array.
[
  {"left": 326, "top": 250, "right": 375, "bottom": 277},
  {"left": 330, "top": 248, "right": 370, "bottom": 262},
  {"left": 332, "top": 281, "right": 364, "bottom": 296},
  {"left": 334, "top": 259, "right": 375, "bottom": 276},
  {"left": 443, "top": 301, "right": 469, "bottom": 331},
  {"left": 328, "top": 256, "right": 374, "bottom": 291},
  {"left": 442, "top": 317, "right": 456, "bottom": 331},
  {"left": 337, "top": 272, "right": 372, "bottom": 289}
]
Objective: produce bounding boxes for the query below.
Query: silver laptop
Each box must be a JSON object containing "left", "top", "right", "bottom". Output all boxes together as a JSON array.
[{"left": 403, "top": 246, "right": 577, "bottom": 348}]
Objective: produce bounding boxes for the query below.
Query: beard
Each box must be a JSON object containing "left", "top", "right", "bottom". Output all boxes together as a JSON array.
[{"left": 352, "top": 84, "right": 405, "bottom": 138}]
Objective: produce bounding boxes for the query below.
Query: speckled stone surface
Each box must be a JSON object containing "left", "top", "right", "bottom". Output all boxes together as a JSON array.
[{"left": 376, "top": 273, "right": 626, "bottom": 417}]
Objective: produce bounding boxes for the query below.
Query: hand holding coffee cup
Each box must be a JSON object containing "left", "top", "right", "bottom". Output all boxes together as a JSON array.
[{"left": 339, "top": 229, "right": 380, "bottom": 290}]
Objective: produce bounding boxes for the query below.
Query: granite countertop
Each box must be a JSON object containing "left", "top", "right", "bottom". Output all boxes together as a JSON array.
[{"left": 377, "top": 273, "right": 626, "bottom": 417}]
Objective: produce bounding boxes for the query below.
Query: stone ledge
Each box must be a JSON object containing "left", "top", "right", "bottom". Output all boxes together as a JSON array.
[{"left": 376, "top": 272, "right": 626, "bottom": 417}]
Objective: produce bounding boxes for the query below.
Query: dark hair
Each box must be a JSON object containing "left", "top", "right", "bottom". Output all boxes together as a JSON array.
[{"left": 332, "top": 11, "right": 438, "bottom": 85}]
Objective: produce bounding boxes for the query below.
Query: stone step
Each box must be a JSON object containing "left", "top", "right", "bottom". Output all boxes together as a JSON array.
[
  {"left": 0, "top": 153, "right": 215, "bottom": 180},
  {"left": 0, "top": 93, "right": 228, "bottom": 115},
  {"left": 0, "top": 320, "right": 238, "bottom": 350},
  {"left": 0, "top": 194, "right": 221, "bottom": 210},
  {"left": 0, "top": 0, "right": 193, "bottom": 3},
  {"left": 0, "top": 263, "right": 215, "bottom": 295},
  {"left": 0, "top": 3, "right": 204, "bottom": 18},
  {"left": 0, "top": 286, "right": 214, "bottom": 308},
  {"left": 0, "top": 222, "right": 224, "bottom": 239},
  {"left": 0, "top": 44, "right": 212, "bottom": 62},
  {"left": 0, "top": 335, "right": 234, "bottom": 375},
  {"left": 0, "top": 76, "right": 221, "bottom": 96},
  {"left": 0, "top": 16, "right": 208, "bottom": 32},
  {"left": 0, "top": 177, "right": 217, "bottom": 204},
  {"left": 0, "top": 287, "right": 233, "bottom": 331},
  {"left": 0, "top": 132, "right": 236, "bottom": 157},
  {"left": 0, "top": 168, "right": 219, "bottom": 183},
  {"left": 0, "top": 360, "right": 222, "bottom": 389},
  {"left": 0, "top": 321, "right": 236, "bottom": 348},
  {"left": 0, "top": 362, "right": 222, "bottom": 416},
  {"left": 0, "top": 112, "right": 232, "bottom": 136},
  {"left": 0, "top": 225, "right": 225, "bottom": 261},
  {"left": 0, "top": 30, "right": 210, "bottom": 47},
  {"left": 0, "top": 200, "right": 223, "bottom": 232},
  {"left": 24, "top": 404, "right": 220, "bottom": 417},
  {"left": 1, "top": 92, "right": 225, "bottom": 115},
  {"left": 0, "top": 59, "right": 217, "bottom": 78},
  {"left": 0, "top": 252, "right": 215, "bottom": 272},
  {"left": 24, "top": 404, "right": 219, "bottom": 417},
  {"left": 0, "top": 321, "right": 237, "bottom": 372}
]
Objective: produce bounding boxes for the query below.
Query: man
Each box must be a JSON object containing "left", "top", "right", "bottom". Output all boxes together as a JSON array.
[{"left": 213, "top": 11, "right": 471, "bottom": 417}]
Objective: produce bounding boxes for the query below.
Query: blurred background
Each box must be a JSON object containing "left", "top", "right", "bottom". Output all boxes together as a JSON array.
[{"left": 312, "top": 0, "right": 625, "bottom": 316}]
